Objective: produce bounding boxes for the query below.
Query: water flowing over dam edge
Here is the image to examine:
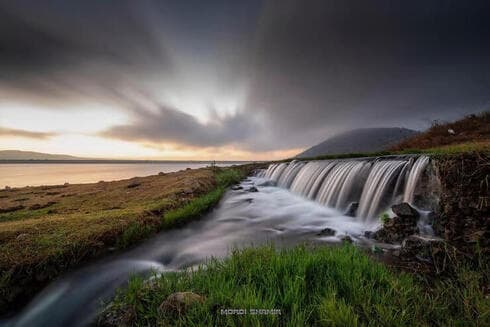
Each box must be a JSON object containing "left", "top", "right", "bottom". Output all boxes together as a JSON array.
[{"left": 258, "top": 155, "right": 435, "bottom": 222}]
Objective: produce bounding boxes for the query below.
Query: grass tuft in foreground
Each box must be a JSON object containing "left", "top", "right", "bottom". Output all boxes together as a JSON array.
[{"left": 102, "top": 245, "right": 489, "bottom": 326}]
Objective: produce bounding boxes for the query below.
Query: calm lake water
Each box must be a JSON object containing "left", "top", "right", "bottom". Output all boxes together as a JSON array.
[{"left": 0, "top": 162, "right": 245, "bottom": 187}]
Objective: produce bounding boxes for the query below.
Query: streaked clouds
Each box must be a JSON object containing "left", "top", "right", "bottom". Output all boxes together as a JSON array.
[
  {"left": 0, "top": 0, "right": 488, "bottom": 159},
  {"left": 0, "top": 127, "right": 55, "bottom": 139}
]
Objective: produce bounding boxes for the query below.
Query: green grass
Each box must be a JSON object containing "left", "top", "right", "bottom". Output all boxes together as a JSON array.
[
  {"left": 162, "top": 188, "right": 224, "bottom": 229},
  {"left": 162, "top": 169, "right": 244, "bottom": 229},
  {"left": 102, "top": 245, "right": 489, "bottom": 326},
  {"left": 379, "top": 212, "right": 390, "bottom": 225},
  {"left": 290, "top": 141, "right": 489, "bottom": 162}
]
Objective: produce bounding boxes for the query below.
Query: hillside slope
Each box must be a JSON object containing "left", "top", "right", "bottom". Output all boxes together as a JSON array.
[
  {"left": 0, "top": 150, "right": 83, "bottom": 160},
  {"left": 390, "top": 112, "right": 489, "bottom": 151},
  {"left": 297, "top": 128, "right": 418, "bottom": 158}
]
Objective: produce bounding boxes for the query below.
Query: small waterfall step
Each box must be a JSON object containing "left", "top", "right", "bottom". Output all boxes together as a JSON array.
[{"left": 261, "top": 155, "right": 430, "bottom": 222}]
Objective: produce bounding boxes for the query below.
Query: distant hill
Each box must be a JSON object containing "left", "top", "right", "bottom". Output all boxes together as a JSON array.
[
  {"left": 297, "top": 128, "right": 418, "bottom": 158},
  {"left": 0, "top": 150, "right": 84, "bottom": 160},
  {"left": 390, "top": 112, "right": 489, "bottom": 151}
]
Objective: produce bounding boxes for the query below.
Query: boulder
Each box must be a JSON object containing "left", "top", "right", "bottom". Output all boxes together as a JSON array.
[
  {"left": 247, "top": 186, "right": 259, "bottom": 192},
  {"left": 317, "top": 227, "right": 336, "bottom": 236},
  {"left": 391, "top": 202, "right": 419, "bottom": 219},
  {"left": 344, "top": 202, "right": 359, "bottom": 217},
  {"left": 373, "top": 203, "right": 420, "bottom": 244},
  {"left": 160, "top": 292, "right": 204, "bottom": 314}
]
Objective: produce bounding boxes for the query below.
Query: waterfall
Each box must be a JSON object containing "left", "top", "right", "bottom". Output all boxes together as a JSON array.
[
  {"left": 403, "top": 155, "right": 430, "bottom": 203},
  {"left": 262, "top": 156, "right": 430, "bottom": 222}
]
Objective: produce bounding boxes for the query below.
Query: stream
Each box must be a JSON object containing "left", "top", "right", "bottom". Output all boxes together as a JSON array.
[{"left": 5, "top": 176, "right": 385, "bottom": 327}]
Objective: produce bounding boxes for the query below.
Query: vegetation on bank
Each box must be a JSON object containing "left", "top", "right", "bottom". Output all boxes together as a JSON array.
[
  {"left": 390, "top": 111, "right": 489, "bottom": 151},
  {"left": 101, "top": 244, "right": 489, "bottom": 326},
  {"left": 288, "top": 141, "right": 489, "bottom": 162},
  {"left": 286, "top": 112, "right": 489, "bottom": 162},
  {"left": 0, "top": 166, "right": 249, "bottom": 313},
  {"left": 116, "top": 169, "right": 244, "bottom": 248}
]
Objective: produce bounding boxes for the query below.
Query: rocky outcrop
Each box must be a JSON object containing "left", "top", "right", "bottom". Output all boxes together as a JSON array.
[
  {"left": 433, "top": 153, "right": 489, "bottom": 256},
  {"left": 373, "top": 203, "right": 419, "bottom": 243}
]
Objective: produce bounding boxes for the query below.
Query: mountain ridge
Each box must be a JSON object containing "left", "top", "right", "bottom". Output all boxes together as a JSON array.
[
  {"left": 297, "top": 128, "right": 418, "bottom": 158},
  {"left": 0, "top": 150, "right": 84, "bottom": 161}
]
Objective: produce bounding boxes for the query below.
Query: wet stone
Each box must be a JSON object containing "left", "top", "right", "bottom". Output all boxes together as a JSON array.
[
  {"left": 317, "top": 228, "right": 336, "bottom": 236},
  {"left": 391, "top": 202, "right": 419, "bottom": 219},
  {"left": 344, "top": 202, "right": 359, "bottom": 217}
]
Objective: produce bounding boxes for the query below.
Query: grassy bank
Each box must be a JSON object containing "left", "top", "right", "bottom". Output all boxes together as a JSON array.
[
  {"left": 101, "top": 244, "right": 489, "bottom": 326},
  {"left": 0, "top": 166, "right": 249, "bottom": 313},
  {"left": 287, "top": 141, "right": 489, "bottom": 162}
]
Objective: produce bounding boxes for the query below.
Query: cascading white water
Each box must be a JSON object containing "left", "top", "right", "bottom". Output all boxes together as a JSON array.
[
  {"left": 276, "top": 161, "right": 306, "bottom": 188},
  {"left": 263, "top": 156, "right": 430, "bottom": 222},
  {"left": 356, "top": 160, "right": 408, "bottom": 219},
  {"left": 403, "top": 155, "right": 430, "bottom": 203}
]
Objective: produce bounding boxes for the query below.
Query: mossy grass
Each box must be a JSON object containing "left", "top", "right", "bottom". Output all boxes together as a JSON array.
[
  {"left": 104, "top": 244, "right": 489, "bottom": 326},
  {"left": 379, "top": 212, "right": 390, "bottom": 224},
  {"left": 162, "top": 169, "right": 243, "bottom": 229}
]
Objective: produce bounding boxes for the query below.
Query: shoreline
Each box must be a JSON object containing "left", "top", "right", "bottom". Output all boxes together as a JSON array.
[
  {"left": 0, "top": 160, "right": 254, "bottom": 164},
  {"left": 0, "top": 161, "right": 257, "bottom": 189}
]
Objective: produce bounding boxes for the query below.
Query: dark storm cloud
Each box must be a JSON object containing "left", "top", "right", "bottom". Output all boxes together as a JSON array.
[
  {"left": 0, "top": 127, "right": 56, "bottom": 139},
  {"left": 0, "top": 0, "right": 172, "bottom": 103},
  {"left": 101, "top": 105, "right": 256, "bottom": 147},
  {"left": 1, "top": 0, "right": 489, "bottom": 152},
  {"left": 245, "top": 0, "right": 490, "bottom": 150}
]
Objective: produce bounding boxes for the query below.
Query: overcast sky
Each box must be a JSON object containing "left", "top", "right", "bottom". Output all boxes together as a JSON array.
[{"left": 0, "top": 0, "right": 489, "bottom": 159}]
